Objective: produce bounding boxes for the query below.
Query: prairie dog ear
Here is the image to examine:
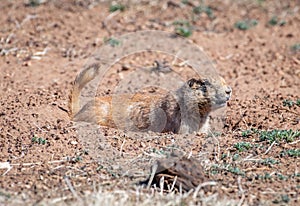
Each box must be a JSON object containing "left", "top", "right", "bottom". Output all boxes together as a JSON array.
[{"left": 187, "top": 78, "right": 200, "bottom": 89}]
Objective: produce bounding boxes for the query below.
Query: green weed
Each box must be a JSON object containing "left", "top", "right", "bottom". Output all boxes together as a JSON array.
[
  {"left": 232, "top": 153, "right": 239, "bottom": 161},
  {"left": 221, "top": 153, "right": 228, "bottom": 159},
  {"left": 228, "top": 166, "right": 245, "bottom": 176},
  {"left": 256, "top": 173, "right": 273, "bottom": 181},
  {"left": 73, "top": 155, "right": 82, "bottom": 163},
  {"left": 234, "top": 19, "right": 258, "bottom": 30},
  {"left": 260, "top": 158, "right": 278, "bottom": 166},
  {"left": 173, "top": 20, "right": 191, "bottom": 27},
  {"left": 104, "top": 37, "right": 121, "bottom": 47},
  {"left": 268, "top": 16, "right": 286, "bottom": 26},
  {"left": 234, "top": 142, "right": 252, "bottom": 152},
  {"left": 240, "top": 129, "right": 299, "bottom": 144},
  {"left": 273, "top": 194, "right": 290, "bottom": 204},
  {"left": 258, "top": 129, "right": 299, "bottom": 143},
  {"left": 193, "top": 5, "right": 214, "bottom": 18},
  {"left": 280, "top": 149, "right": 300, "bottom": 157},
  {"left": 283, "top": 99, "right": 294, "bottom": 108},
  {"left": 109, "top": 3, "right": 125, "bottom": 12},
  {"left": 32, "top": 136, "right": 47, "bottom": 145},
  {"left": 211, "top": 164, "right": 245, "bottom": 176},
  {"left": 175, "top": 26, "right": 192, "bottom": 37},
  {"left": 173, "top": 20, "right": 193, "bottom": 37},
  {"left": 241, "top": 130, "right": 252, "bottom": 137},
  {"left": 291, "top": 43, "right": 300, "bottom": 52},
  {"left": 26, "top": 0, "right": 43, "bottom": 7},
  {"left": 0, "top": 191, "right": 11, "bottom": 199},
  {"left": 276, "top": 173, "right": 287, "bottom": 180}
]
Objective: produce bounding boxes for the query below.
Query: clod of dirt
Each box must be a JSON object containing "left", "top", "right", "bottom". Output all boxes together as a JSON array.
[{"left": 144, "top": 155, "right": 210, "bottom": 192}]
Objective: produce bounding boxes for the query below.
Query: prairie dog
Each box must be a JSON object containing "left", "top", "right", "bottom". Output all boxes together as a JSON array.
[{"left": 69, "top": 63, "right": 232, "bottom": 134}]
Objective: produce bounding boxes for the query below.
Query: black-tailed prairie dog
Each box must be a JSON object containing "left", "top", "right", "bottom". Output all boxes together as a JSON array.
[{"left": 69, "top": 63, "right": 232, "bottom": 134}]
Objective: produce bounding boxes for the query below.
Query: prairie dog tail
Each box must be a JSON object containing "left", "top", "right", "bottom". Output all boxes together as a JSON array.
[{"left": 69, "top": 63, "right": 100, "bottom": 119}]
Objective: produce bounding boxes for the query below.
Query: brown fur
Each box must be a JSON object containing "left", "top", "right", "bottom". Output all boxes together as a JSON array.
[{"left": 69, "top": 64, "right": 232, "bottom": 134}]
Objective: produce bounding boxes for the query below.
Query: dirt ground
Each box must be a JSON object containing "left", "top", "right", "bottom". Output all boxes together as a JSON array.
[{"left": 0, "top": 0, "right": 299, "bottom": 205}]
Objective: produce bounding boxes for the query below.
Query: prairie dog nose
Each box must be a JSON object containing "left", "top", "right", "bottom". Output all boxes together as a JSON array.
[
  {"left": 225, "top": 86, "right": 232, "bottom": 100},
  {"left": 226, "top": 86, "right": 232, "bottom": 94}
]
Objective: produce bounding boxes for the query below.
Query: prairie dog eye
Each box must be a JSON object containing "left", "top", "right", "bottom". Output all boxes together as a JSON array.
[{"left": 201, "top": 79, "right": 210, "bottom": 86}]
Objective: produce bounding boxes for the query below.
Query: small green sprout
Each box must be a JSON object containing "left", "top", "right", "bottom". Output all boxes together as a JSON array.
[
  {"left": 234, "top": 142, "right": 252, "bottom": 152},
  {"left": 291, "top": 43, "right": 300, "bottom": 52},
  {"left": 259, "top": 129, "right": 299, "bottom": 143},
  {"left": 232, "top": 153, "right": 239, "bottom": 161},
  {"left": 32, "top": 136, "right": 47, "bottom": 145},
  {"left": 193, "top": 5, "right": 214, "bottom": 18},
  {"left": 234, "top": 19, "right": 258, "bottom": 30},
  {"left": 273, "top": 194, "right": 290, "bottom": 204},
  {"left": 276, "top": 173, "right": 287, "bottom": 180},
  {"left": 268, "top": 16, "right": 278, "bottom": 26},
  {"left": 241, "top": 130, "right": 252, "bottom": 137},
  {"left": 228, "top": 166, "right": 245, "bottom": 176},
  {"left": 104, "top": 37, "right": 121, "bottom": 47},
  {"left": 283, "top": 99, "right": 294, "bottom": 108},
  {"left": 175, "top": 26, "right": 192, "bottom": 37},
  {"left": 260, "top": 158, "right": 278, "bottom": 166},
  {"left": 173, "top": 20, "right": 192, "bottom": 37},
  {"left": 221, "top": 153, "right": 227, "bottom": 159},
  {"left": 109, "top": 3, "right": 125, "bottom": 12},
  {"left": 26, "top": 0, "right": 43, "bottom": 7},
  {"left": 281, "top": 149, "right": 300, "bottom": 157}
]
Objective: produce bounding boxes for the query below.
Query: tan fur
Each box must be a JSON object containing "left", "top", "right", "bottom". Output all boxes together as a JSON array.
[{"left": 69, "top": 64, "right": 232, "bottom": 134}]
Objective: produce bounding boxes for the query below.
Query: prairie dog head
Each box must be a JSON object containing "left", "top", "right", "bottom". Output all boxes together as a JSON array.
[{"left": 186, "top": 76, "right": 232, "bottom": 110}]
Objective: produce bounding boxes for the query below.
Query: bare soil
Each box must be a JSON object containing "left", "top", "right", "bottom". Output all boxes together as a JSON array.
[{"left": 0, "top": 0, "right": 299, "bottom": 205}]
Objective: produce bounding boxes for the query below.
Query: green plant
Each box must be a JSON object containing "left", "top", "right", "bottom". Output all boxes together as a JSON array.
[
  {"left": 280, "top": 149, "right": 300, "bottom": 157},
  {"left": 258, "top": 129, "right": 300, "bottom": 143},
  {"left": 0, "top": 191, "right": 11, "bottom": 199},
  {"left": 109, "top": 3, "right": 125, "bottom": 12},
  {"left": 173, "top": 20, "right": 193, "bottom": 37},
  {"left": 175, "top": 26, "right": 192, "bottom": 37},
  {"left": 296, "top": 99, "right": 300, "bottom": 106},
  {"left": 276, "top": 173, "right": 287, "bottom": 180},
  {"left": 232, "top": 153, "right": 239, "bottom": 161},
  {"left": 260, "top": 158, "right": 278, "bottom": 166},
  {"left": 291, "top": 43, "right": 300, "bottom": 52},
  {"left": 273, "top": 194, "right": 290, "bottom": 204},
  {"left": 268, "top": 16, "right": 278, "bottom": 26},
  {"left": 210, "top": 164, "right": 245, "bottom": 176},
  {"left": 228, "top": 166, "right": 245, "bottom": 176},
  {"left": 73, "top": 155, "right": 82, "bottom": 163},
  {"left": 241, "top": 130, "right": 252, "bottom": 137},
  {"left": 173, "top": 20, "right": 191, "bottom": 27},
  {"left": 221, "top": 153, "right": 228, "bottom": 159},
  {"left": 256, "top": 173, "right": 273, "bottom": 181},
  {"left": 26, "top": 0, "right": 44, "bottom": 7},
  {"left": 32, "top": 136, "right": 47, "bottom": 145},
  {"left": 104, "top": 37, "right": 121, "bottom": 47},
  {"left": 234, "top": 142, "right": 252, "bottom": 152},
  {"left": 268, "top": 16, "right": 286, "bottom": 26},
  {"left": 193, "top": 5, "right": 214, "bottom": 18},
  {"left": 283, "top": 99, "right": 294, "bottom": 108},
  {"left": 234, "top": 19, "right": 258, "bottom": 30}
]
